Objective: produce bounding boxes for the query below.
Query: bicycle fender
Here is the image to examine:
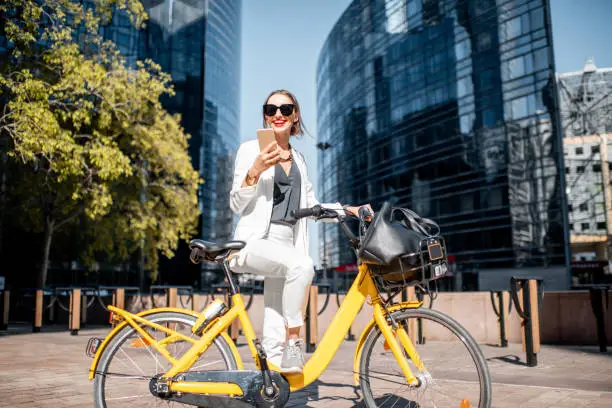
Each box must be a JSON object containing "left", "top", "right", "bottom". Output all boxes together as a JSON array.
[
  {"left": 88, "top": 307, "right": 200, "bottom": 380},
  {"left": 352, "top": 301, "right": 422, "bottom": 386}
]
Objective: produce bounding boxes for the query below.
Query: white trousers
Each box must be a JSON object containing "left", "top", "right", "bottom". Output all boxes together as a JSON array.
[{"left": 230, "top": 223, "right": 315, "bottom": 366}]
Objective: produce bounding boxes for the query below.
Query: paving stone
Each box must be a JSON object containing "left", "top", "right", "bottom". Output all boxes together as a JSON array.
[{"left": 0, "top": 327, "right": 611, "bottom": 407}]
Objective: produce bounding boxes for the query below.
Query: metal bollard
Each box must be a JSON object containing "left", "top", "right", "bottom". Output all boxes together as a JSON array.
[
  {"left": 114, "top": 288, "right": 125, "bottom": 310},
  {"left": 81, "top": 293, "right": 88, "bottom": 326},
  {"left": 69, "top": 288, "right": 81, "bottom": 335},
  {"left": 167, "top": 287, "right": 178, "bottom": 308},
  {"left": 510, "top": 277, "right": 543, "bottom": 367},
  {"left": 588, "top": 285, "right": 609, "bottom": 353},
  {"left": 33, "top": 289, "right": 43, "bottom": 333},
  {"left": 1, "top": 290, "right": 9, "bottom": 331},
  {"left": 305, "top": 285, "right": 318, "bottom": 353},
  {"left": 490, "top": 291, "right": 511, "bottom": 347}
]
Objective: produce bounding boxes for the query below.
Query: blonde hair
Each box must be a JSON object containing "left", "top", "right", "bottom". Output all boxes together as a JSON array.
[{"left": 262, "top": 89, "right": 309, "bottom": 137}]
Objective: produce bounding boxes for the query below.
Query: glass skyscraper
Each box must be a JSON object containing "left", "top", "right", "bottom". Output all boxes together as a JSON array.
[
  {"left": 103, "top": 0, "right": 242, "bottom": 282},
  {"left": 317, "top": 0, "right": 569, "bottom": 290}
]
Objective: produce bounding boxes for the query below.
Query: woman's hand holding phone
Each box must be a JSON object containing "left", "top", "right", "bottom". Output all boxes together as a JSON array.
[
  {"left": 243, "top": 142, "right": 281, "bottom": 187},
  {"left": 253, "top": 141, "right": 281, "bottom": 174}
]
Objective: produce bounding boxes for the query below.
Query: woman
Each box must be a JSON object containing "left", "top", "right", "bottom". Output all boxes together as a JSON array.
[{"left": 229, "top": 89, "right": 369, "bottom": 372}]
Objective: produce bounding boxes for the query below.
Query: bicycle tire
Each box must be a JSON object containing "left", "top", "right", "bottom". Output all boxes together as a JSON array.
[
  {"left": 359, "top": 307, "right": 492, "bottom": 408},
  {"left": 93, "top": 311, "right": 238, "bottom": 407}
]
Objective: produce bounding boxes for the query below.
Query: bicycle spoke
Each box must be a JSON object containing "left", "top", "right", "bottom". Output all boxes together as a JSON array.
[
  {"left": 360, "top": 309, "right": 490, "bottom": 408},
  {"left": 95, "top": 312, "right": 236, "bottom": 407},
  {"left": 118, "top": 347, "right": 148, "bottom": 377},
  {"left": 191, "top": 359, "right": 224, "bottom": 370}
]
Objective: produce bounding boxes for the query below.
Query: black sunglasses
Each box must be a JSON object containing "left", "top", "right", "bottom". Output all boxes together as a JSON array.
[{"left": 263, "top": 104, "right": 295, "bottom": 117}]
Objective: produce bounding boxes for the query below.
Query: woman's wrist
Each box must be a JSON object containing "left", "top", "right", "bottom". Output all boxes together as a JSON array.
[
  {"left": 250, "top": 166, "right": 264, "bottom": 179},
  {"left": 244, "top": 167, "right": 261, "bottom": 186}
]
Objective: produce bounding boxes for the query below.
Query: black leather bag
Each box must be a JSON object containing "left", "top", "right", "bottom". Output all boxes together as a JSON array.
[{"left": 359, "top": 202, "right": 440, "bottom": 266}]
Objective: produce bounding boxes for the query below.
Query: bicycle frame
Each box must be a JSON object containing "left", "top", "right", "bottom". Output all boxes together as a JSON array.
[{"left": 89, "top": 263, "right": 427, "bottom": 395}]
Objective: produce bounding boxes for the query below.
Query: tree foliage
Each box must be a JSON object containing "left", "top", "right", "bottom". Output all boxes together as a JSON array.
[{"left": 0, "top": 0, "right": 200, "bottom": 287}]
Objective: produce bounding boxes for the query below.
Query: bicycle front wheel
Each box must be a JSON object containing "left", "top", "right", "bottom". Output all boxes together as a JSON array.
[
  {"left": 360, "top": 307, "right": 492, "bottom": 408},
  {"left": 93, "top": 311, "right": 238, "bottom": 407}
]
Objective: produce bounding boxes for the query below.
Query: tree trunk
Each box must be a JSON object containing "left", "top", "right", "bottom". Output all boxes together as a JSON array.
[
  {"left": 138, "top": 243, "right": 146, "bottom": 291},
  {"left": 38, "top": 218, "right": 54, "bottom": 289},
  {"left": 0, "top": 140, "right": 7, "bottom": 262}
]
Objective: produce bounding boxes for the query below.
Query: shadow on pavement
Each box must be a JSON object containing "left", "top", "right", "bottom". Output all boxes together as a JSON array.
[
  {"left": 545, "top": 344, "right": 612, "bottom": 358},
  {"left": 486, "top": 354, "right": 529, "bottom": 366},
  {"left": 286, "top": 379, "right": 420, "bottom": 408},
  {"left": 285, "top": 379, "right": 362, "bottom": 407}
]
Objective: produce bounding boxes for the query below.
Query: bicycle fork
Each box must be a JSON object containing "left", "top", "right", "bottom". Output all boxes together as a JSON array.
[{"left": 373, "top": 303, "right": 425, "bottom": 387}]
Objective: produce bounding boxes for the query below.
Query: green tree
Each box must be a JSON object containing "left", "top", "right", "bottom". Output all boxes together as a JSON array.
[{"left": 0, "top": 0, "right": 200, "bottom": 288}]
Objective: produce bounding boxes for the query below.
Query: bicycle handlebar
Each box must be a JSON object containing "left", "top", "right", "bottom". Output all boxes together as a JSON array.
[
  {"left": 292, "top": 206, "right": 321, "bottom": 219},
  {"left": 291, "top": 204, "right": 341, "bottom": 220},
  {"left": 291, "top": 205, "right": 368, "bottom": 249}
]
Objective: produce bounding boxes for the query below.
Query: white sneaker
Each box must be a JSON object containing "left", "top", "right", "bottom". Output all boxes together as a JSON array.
[{"left": 280, "top": 338, "right": 305, "bottom": 373}]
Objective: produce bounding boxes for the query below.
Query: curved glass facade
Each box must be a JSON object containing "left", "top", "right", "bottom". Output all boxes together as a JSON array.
[{"left": 317, "top": 0, "right": 569, "bottom": 289}]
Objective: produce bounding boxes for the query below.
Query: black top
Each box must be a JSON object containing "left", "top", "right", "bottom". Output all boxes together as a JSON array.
[{"left": 270, "top": 161, "right": 301, "bottom": 226}]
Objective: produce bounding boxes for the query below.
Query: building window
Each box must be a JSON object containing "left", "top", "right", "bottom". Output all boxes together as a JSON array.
[
  {"left": 592, "top": 145, "right": 600, "bottom": 154},
  {"left": 568, "top": 204, "right": 573, "bottom": 212},
  {"left": 581, "top": 223, "right": 590, "bottom": 231},
  {"left": 579, "top": 203, "right": 588, "bottom": 211},
  {"left": 597, "top": 222, "right": 607, "bottom": 230},
  {"left": 569, "top": 223, "right": 574, "bottom": 230},
  {"left": 477, "top": 32, "right": 492, "bottom": 52},
  {"left": 593, "top": 164, "right": 601, "bottom": 172},
  {"left": 565, "top": 167, "right": 570, "bottom": 174},
  {"left": 576, "top": 147, "right": 583, "bottom": 155},
  {"left": 577, "top": 166, "right": 585, "bottom": 173}
]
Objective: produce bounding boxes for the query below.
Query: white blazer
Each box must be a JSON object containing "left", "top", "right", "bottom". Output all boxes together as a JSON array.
[{"left": 230, "top": 139, "right": 340, "bottom": 257}]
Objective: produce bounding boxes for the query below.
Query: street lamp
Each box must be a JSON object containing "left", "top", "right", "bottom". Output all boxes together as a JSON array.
[{"left": 316, "top": 141, "right": 333, "bottom": 282}]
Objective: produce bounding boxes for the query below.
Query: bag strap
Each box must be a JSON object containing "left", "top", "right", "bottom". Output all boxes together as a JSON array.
[{"left": 391, "top": 207, "right": 440, "bottom": 237}]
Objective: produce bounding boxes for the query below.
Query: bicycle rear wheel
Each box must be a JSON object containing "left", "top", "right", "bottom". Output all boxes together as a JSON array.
[
  {"left": 93, "top": 311, "right": 238, "bottom": 407},
  {"left": 359, "top": 307, "right": 491, "bottom": 408}
]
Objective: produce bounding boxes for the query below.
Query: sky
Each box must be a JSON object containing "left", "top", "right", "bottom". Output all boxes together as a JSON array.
[{"left": 239, "top": 0, "right": 612, "bottom": 265}]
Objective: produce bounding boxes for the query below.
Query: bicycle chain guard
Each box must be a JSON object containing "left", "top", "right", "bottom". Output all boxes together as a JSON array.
[{"left": 154, "top": 370, "right": 290, "bottom": 408}]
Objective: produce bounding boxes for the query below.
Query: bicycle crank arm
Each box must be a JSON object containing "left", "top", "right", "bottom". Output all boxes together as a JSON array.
[{"left": 154, "top": 370, "right": 290, "bottom": 408}]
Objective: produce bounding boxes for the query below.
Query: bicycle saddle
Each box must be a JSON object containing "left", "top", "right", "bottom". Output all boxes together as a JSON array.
[{"left": 189, "top": 239, "right": 245, "bottom": 263}]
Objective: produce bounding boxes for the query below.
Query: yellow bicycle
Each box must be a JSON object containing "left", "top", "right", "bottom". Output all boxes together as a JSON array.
[{"left": 88, "top": 206, "right": 492, "bottom": 407}]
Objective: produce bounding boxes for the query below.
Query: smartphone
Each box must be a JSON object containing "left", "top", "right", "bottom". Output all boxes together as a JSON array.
[{"left": 257, "top": 128, "right": 276, "bottom": 151}]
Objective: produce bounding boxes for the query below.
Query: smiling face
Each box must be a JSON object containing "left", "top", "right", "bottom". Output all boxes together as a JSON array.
[{"left": 264, "top": 93, "right": 299, "bottom": 135}]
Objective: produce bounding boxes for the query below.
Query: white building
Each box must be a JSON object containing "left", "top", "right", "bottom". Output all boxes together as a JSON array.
[{"left": 558, "top": 59, "right": 612, "bottom": 265}]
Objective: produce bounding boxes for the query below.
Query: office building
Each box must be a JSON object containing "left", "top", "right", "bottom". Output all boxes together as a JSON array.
[
  {"left": 316, "top": 0, "right": 569, "bottom": 290},
  {"left": 86, "top": 0, "right": 241, "bottom": 284},
  {"left": 558, "top": 60, "right": 612, "bottom": 285}
]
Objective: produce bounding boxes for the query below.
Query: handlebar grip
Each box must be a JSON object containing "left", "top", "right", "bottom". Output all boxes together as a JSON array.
[
  {"left": 291, "top": 207, "right": 318, "bottom": 219},
  {"left": 292, "top": 205, "right": 324, "bottom": 220}
]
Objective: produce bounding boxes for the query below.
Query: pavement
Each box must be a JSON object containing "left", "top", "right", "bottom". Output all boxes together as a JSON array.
[{"left": 0, "top": 325, "right": 611, "bottom": 407}]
